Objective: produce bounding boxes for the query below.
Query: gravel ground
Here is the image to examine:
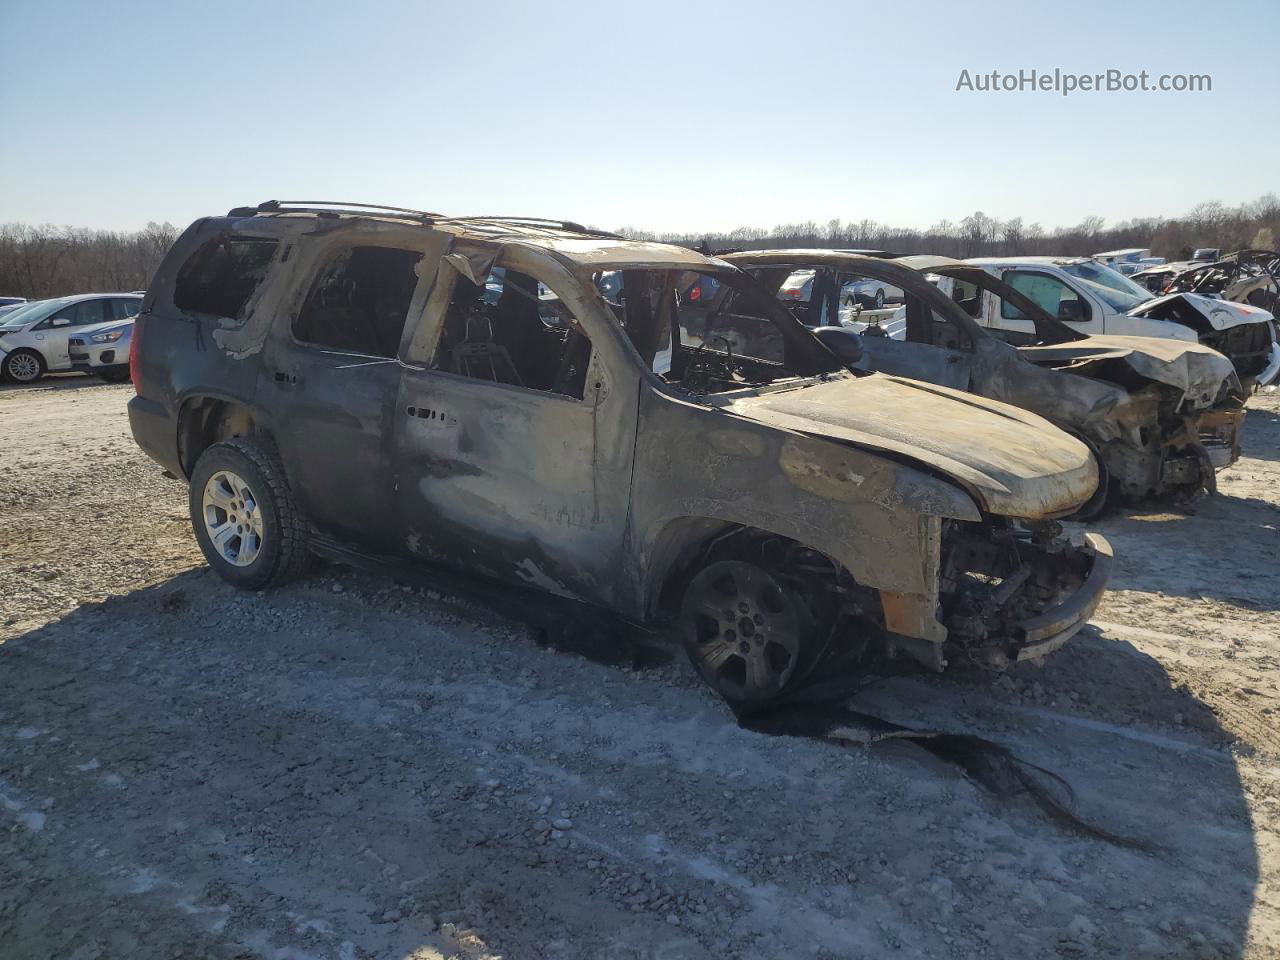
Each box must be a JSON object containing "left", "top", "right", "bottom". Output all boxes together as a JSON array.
[{"left": 2, "top": 376, "right": 1278, "bottom": 960}]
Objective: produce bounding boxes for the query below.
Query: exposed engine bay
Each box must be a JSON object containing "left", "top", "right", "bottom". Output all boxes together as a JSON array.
[{"left": 939, "top": 518, "right": 1099, "bottom": 669}]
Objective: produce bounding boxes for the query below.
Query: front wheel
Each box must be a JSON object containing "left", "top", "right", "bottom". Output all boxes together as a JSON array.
[
  {"left": 679, "top": 559, "right": 818, "bottom": 703},
  {"left": 4, "top": 349, "right": 45, "bottom": 384},
  {"left": 873, "top": 289, "right": 885, "bottom": 309},
  {"left": 189, "top": 437, "right": 311, "bottom": 590}
]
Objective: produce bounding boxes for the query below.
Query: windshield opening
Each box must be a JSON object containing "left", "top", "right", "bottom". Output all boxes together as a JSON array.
[
  {"left": 0, "top": 299, "right": 60, "bottom": 329},
  {"left": 592, "top": 267, "right": 843, "bottom": 396},
  {"left": 1060, "top": 260, "right": 1153, "bottom": 312}
]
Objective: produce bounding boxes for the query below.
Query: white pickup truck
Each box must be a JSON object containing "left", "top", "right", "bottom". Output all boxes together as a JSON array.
[{"left": 964, "top": 256, "right": 1280, "bottom": 387}]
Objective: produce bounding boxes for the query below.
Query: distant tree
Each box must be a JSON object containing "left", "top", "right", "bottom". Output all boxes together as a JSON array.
[{"left": 0, "top": 221, "right": 180, "bottom": 299}]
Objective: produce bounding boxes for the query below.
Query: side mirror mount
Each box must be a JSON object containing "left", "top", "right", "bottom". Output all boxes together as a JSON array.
[
  {"left": 1058, "top": 299, "right": 1087, "bottom": 323},
  {"left": 813, "top": 326, "right": 863, "bottom": 365}
]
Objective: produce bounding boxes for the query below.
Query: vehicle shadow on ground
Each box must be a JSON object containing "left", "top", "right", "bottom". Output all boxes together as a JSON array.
[
  {"left": 0, "top": 569, "right": 1261, "bottom": 960},
  {"left": 852, "top": 623, "right": 1260, "bottom": 957}
]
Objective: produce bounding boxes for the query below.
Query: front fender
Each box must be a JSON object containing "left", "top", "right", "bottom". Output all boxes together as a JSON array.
[{"left": 628, "top": 389, "right": 981, "bottom": 616}]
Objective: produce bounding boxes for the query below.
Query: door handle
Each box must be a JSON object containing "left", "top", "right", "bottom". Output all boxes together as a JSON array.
[{"left": 273, "top": 370, "right": 299, "bottom": 384}]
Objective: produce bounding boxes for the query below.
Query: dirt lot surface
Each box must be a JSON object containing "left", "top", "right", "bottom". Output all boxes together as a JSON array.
[{"left": 2, "top": 377, "right": 1279, "bottom": 960}]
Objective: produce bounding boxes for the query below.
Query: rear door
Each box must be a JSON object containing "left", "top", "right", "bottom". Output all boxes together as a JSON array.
[{"left": 260, "top": 232, "right": 447, "bottom": 551}]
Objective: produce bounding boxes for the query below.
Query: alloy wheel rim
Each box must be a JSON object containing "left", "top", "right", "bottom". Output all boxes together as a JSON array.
[
  {"left": 8, "top": 354, "right": 39, "bottom": 381},
  {"left": 201, "top": 470, "right": 264, "bottom": 567},
  {"left": 683, "top": 560, "right": 801, "bottom": 701}
]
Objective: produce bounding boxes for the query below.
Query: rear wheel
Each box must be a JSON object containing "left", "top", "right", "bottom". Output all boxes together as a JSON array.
[
  {"left": 873, "top": 288, "right": 885, "bottom": 309},
  {"left": 680, "top": 559, "right": 817, "bottom": 703},
  {"left": 189, "top": 437, "right": 311, "bottom": 590},
  {"left": 4, "top": 349, "right": 44, "bottom": 384}
]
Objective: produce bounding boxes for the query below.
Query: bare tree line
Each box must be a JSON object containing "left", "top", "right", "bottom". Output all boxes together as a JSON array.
[
  {"left": 617, "top": 194, "right": 1280, "bottom": 261},
  {"left": 1, "top": 195, "right": 1277, "bottom": 300},
  {"left": 0, "top": 222, "right": 180, "bottom": 299}
]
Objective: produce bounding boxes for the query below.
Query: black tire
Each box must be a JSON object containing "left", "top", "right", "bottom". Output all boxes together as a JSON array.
[
  {"left": 3, "top": 348, "right": 45, "bottom": 384},
  {"left": 679, "top": 558, "right": 820, "bottom": 704},
  {"left": 1066, "top": 444, "right": 1111, "bottom": 521},
  {"left": 873, "top": 288, "right": 885, "bottom": 309},
  {"left": 188, "top": 437, "right": 311, "bottom": 590}
]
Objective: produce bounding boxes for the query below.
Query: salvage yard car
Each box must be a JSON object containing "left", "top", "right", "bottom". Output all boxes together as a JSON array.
[
  {"left": 129, "top": 201, "right": 1112, "bottom": 703},
  {"left": 0, "top": 293, "right": 142, "bottom": 382},
  {"left": 721, "top": 251, "right": 1245, "bottom": 517},
  {"left": 967, "top": 256, "right": 1280, "bottom": 388},
  {"left": 1131, "top": 249, "right": 1279, "bottom": 316},
  {"left": 68, "top": 317, "right": 134, "bottom": 382}
]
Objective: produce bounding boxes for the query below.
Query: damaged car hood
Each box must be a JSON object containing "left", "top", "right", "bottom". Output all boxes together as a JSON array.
[
  {"left": 720, "top": 374, "right": 1097, "bottom": 519},
  {"left": 1128, "top": 292, "right": 1275, "bottom": 332},
  {"left": 1016, "top": 334, "right": 1241, "bottom": 406}
]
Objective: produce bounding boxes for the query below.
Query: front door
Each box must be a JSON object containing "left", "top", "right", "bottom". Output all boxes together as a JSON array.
[
  {"left": 37, "top": 297, "right": 113, "bottom": 368},
  {"left": 998, "top": 269, "right": 1105, "bottom": 337},
  {"left": 261, "top": 237, "right": 440, "bottom": 551},
  {"left": 394, "top": 247, "right": 638, "bottom": 607},
  {"left": 844, "top": 274, "right": 975, "bottom": 390}
]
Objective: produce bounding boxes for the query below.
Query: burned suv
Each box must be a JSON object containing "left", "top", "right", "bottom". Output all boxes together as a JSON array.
[{"left": 129, "top": 201, "right": 1112, "bottom": 703}]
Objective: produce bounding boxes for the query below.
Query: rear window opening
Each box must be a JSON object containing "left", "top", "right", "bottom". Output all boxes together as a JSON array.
[
  {"left": 293, "top": 246, "right": 422, "bottom": 358},
  {"left": 174, "top": 236, "right": 278, "bottom": 320},
  {"left": 596, "top": 268, "right": 842, "bottom": 396}
]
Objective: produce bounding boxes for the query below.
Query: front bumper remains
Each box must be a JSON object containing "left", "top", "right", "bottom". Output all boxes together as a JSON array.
[{"left": 940, "top": 522, "right": 1112, "bottom": 669}]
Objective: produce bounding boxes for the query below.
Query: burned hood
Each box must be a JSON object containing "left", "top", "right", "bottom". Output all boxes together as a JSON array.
[
  {"left": 1017, "top": 334, "right": 1241, "bottom": 407},
  {"left": 720, "top": 374, "right": 1097, "bottom": 519},
  {"left": 1128, "top": 292, "right": 1275, "bottom": 332}
]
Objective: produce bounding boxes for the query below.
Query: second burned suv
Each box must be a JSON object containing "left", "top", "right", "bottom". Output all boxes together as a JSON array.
[{"left": 129, "top": 201, "right": 1112, "bottom": 703}]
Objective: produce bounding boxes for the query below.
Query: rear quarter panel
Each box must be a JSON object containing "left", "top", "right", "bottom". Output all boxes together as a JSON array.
[{"left": 134, "top": 218, "right": 276, "bottom": 470}]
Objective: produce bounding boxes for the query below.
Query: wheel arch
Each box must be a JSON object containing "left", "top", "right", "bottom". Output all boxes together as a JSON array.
[
  {"left": 641, "top": 517, "right": 843, "bottom": 620},
  {"left": 177, "top": 393, "right": 273, "bottom": 478}
]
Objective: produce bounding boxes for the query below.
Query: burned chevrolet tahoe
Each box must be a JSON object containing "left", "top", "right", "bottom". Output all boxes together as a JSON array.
[
  {"left": 128, "top": 202, "right": 1111, "bottom": 703},
  {"left": 723, "top": 251, "right": 1246, "bottom": 517}
]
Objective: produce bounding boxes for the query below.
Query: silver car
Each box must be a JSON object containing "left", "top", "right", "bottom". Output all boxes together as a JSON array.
[
  {"left": 69, "top": 319, "right": 134, "bottom": 382},
  {"left": 0, "top": 293, "right": 141, "bottom": 383}
]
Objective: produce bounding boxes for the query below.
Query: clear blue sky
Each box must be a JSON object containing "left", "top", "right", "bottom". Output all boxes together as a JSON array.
[{"left": 1, "top": 0, "right": 1277, "bottom": 234}]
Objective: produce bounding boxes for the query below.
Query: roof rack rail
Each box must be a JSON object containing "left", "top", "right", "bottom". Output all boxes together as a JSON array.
[
  {"left": 226, "top": 202, "right": 625, "bottom": 241},
  {"left": 244, "top": 200, "right": 444, "bottom": 221},
  {"left": 444, "top": 215, "right": 624, "bottom": 240}
]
